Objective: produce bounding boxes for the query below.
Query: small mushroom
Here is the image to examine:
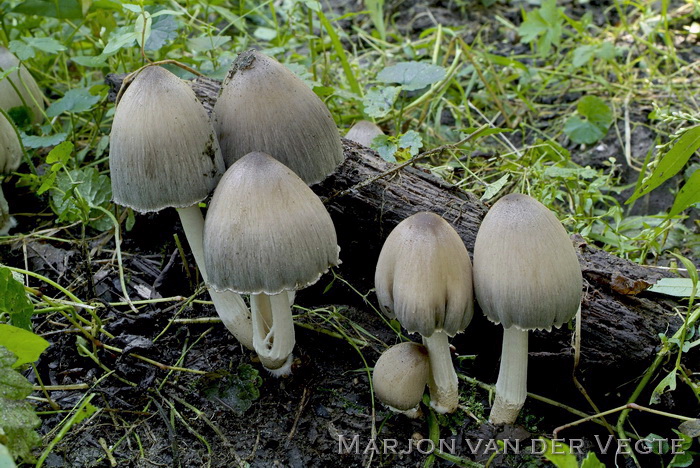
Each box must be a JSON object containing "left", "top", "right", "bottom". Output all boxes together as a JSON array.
[
  {"left": 109, "top": 65, "right": 253, "bottom": 349},
  {"left": 345, "top": 120, "right": 384, "bottom": 148},
  {"left": 0, "top": 47, "right": 44, "bottom": 124},
  {"left": 375, "top": 212, "right": 474, "bottom": 413},
  {"left": 0, "top": 111, "right": 22, "bottom": 234},
  {"left": 472, "top": 193, "right": 582, "bottom": 425},
  {"left": 373, "top": 341, "right": 430, "bottom": 418},
  {"left": 203, "top": 151, "right": 340, "bottom": 376},
  {"left": 213, "top": 50, "right": 344, "bottom": 184}
]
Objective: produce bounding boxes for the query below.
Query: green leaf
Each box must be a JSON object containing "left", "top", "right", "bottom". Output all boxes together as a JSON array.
[
  {"left": 12, "top": 0, "right": 83, "bottom": 19},
  {"left": 7, "top": 41, "right": 34, "bottom": 61},
  {"left": 46, "top": 88, "right": 102, "bottom": 117},
  {"left": 539, "top": 438, "right": 579, "bottom": 468},
  {"left": 102, "top": 29, "right": 137, "bottom": 55},
  {"left": 134, "top": 11, "right": 152, "bottom": 48},
  {"left": 24, "top": 37, "right": 66, "bottom": 55},
  {"left": 670, "top": 168, "right": 700, "bottom": 215},
  {"left": 376, "top": 62, "right": 446, "bottom": 91},
  {"left": 398, "top": 130, "right": 423, "bottom": 156},
  {"left": 371, "top": 135, "right": 397, "bottom": 163},
  {"left": 678, "top": 419, "right": 700, "bottom": 437},
  {"left": 628, "top": 126, "right": 700, "bottom": 203},
  {"left": 669, "top": 452, "right": 694, "bottom": 468},
  {"left": 564, "top": 96, "right": 613, "bottom": 145},
  {"left": 0, "top": 347, "right": 41, "bottom": 462},
  {"left": 51, "top": 167, "right": 112, "bottom": 226},
  {"left": 20, "top": 132, "right": 68, "bottom": 149},
  {"left": 253, "top": 27, "right": 277, "bottom": 41},
  {"left": 203, "top": 364, "right": 262, "bottom": 415},
  {"left": 580, "top": 452, "right": 605, "bottom": 468},
  {"left": 0, "top": 268, "right": 34, "bottom": 331},
  {"left": 187, "top": 35, "right": 231, "bottom": 53},
  {"left": 481, "top": 174, "right": 510, "bottom": 201},
  {"left": 517, "top": 0, "right": 564, "bottom": 55},
  {"left": 0, "top": 324, "right": 49, "bottom": 368},
  {"left": 71, "top": 55, "right": 109, "bottom": 67},
  {"left": 650, "top": 369, "right": 676, "bottom": 404},
  {"left": 572, "top": 45, "right": 596, "bottom": 68},
  {"left": 46, "top": 141, "right": 74, "bottom": 166},
  {"left": 649, "top": 278, "right": 696, "bottom": 297},
  {"left": 145, "top": 15, "right": 179, "bottom": 51},
  {"left": 363, "top": 86, "right": 400, "bottom": 118}
]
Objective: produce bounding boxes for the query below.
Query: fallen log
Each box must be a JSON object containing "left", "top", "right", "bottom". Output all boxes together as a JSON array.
[{"left": 106, "top": 72, "right": 686, "bottom": 401}]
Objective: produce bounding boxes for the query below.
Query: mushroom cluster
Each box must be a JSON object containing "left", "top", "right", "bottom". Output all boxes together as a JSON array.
[{"left": 375, "top": 212, "right": 474, "bottom": 414}]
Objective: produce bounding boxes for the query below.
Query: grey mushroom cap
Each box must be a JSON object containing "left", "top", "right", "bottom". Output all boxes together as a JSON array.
[
  {"left": 213, "top": 50, "right": 344, "bottom": 185},
  {"left": 375, "top": 212, "right": 474, "bottom": 337},
  {"left": 373, "top": 342, "right": 430, "bottom": 411},
  {"left": 203, "top": 151, "right": 340, "bottom": 295},
  {"left": 0, "top": 111, "right": 22, "bottom": 174},
  {"left": 473, "top": 193, "right": 583, "bottom": 331},
  {"left": 0, "top": 47, "right": 44, "bottom": 124},
  {"left": 109, "top": 65, "right": 225, "bottom": 213},
  {"left": 345, "top": 120, "right": 384, "bottom": 148}
]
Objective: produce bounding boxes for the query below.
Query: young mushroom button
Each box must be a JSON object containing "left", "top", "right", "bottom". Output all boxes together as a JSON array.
[
  {"left": 108, "top": 65, "right": 253, "bottom": 350},
  {"left": 375, "top": 212, "right": 474, "bottom": 414},
  {"left": 472, "top": 193, "right": 583, "bottom": 425},
  {"left": 373, "top": 342, "right": 430, "bottom": 418},
  {"left": 203, "top": 151, "right": 340, "bottom": 377}
]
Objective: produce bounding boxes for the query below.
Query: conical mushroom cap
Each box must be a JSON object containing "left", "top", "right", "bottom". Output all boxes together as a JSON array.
[
  {"left": 203, "top": 151, "right": 340, "bottom": 295},
  {"left": 109, "top": 65, "right": 225, "bottom": 213},
  {"left": 213, "top": 50, "right": 344, "bottom": 185},
  {"left": 0, "top": 47, "right": 44, "bottom": 124},
  {"left": 473, "top": 193, "right": 583, "bottom": 331},
  {"left": 375, "top": 212, "right": 474, "bottom": 337},
  {"left": 346, "top": 120, "right": 384, "bottom": 148},
  {"left": 373, "top": 342, "right": 429, "bottom": 412},
  {"left": 0, "top": 111, "right": 22, "bottom": 174}
]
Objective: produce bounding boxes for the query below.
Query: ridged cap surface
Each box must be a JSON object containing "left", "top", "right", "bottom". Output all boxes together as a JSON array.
[
  {"left": 0, "top": 47, "right": 44, "bottom": 124},
  {"left": 375, "top": 212, "right": 474, "bottom": 337},
  {"left": 0, "top": 111, "right": 22, "bottom": 173},
  {"left": 109, "top": 66, "right": 224, "bottom": 212},
  {"left": 203, "top": 151, "right": 340, "bottom": 294},
  {"left": 473, "top": 193, "right": 583, "bottom": 331}
]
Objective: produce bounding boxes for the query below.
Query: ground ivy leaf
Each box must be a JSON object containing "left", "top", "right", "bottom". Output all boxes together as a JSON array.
[
  {"left": 363, "top": 86, "right": 400, "bottom": 119},
  {"left": 376, "top": 62, "right": 446, "bottom": 91},
  {"left": 47, "top": 88, "right": 102, "bottom": 117},
  {"left": 0, "top": 325, "right": 49, "bottom": 368},
  {"left": 371, "top": 135, "right": 398, "bottom": 162},
  {"left": 398, "top": 130, "right": 423, "bottom": 156},
  {"left": 0, "top": 347, "right": 41, "bottom": 461},
  {"left": 0, "top": 269, "right": 34, "bottom": 331},
  {"left": 564, "top": 115, "right": 604, "bottom": 145},
  {"left": 578, "top": 95, "right": 613, "bottom": 130}
]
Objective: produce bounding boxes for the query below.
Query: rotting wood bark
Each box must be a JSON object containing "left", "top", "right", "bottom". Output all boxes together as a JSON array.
[{"left": 106, "top": 73, "right": 686, "bottom": 396}]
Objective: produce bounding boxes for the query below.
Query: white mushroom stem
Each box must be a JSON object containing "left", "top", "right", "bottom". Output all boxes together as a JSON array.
[
  {"left": 489, "top": 326, "right": 529, "bottom": 425},
  {"left": 176, "top": 205, "right": 253, "bottom": 350},
  {"left": 0, "top": 184, "right": 15, "bottom": 236},
  {"left": 250, "top": 292, "right": 295, "bottom": 376},
  {"left": 422, "top": 331, "right": 459, "bottom": 414}
]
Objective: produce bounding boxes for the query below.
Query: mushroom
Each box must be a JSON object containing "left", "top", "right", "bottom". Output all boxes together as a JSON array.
[
  {"left": 0, "top": 47, "right": 44, "bottom": 124},
  {"left": 472, "top": 193, "right": 582, "bottom": 425},
  {"left": 345, "top": 120, "right": 384, "bottom": 148},
  {"left": 203, "top": 151, "right": 340, "bottom": 376},
  {"left": 375, "top": 212, "right": 474, "bottom": 413},
  {"left": 0, "top": 110, "right": 22, "bottom": 235},
  {"left": 109, "top": 65, "right": 253, "bottom": 349},
  {"left": 373, "top": 341, "right": 430, "bottom": 418},
  {"left": 213, "top": 50, "right": 344, "bottom": 184}
]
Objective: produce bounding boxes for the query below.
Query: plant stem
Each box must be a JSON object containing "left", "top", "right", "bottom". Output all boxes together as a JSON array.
[
  {"left": 250, "top": 292, "right": 295, "bottom": 375},
  {"left": 490, "top": 326, "right": 528, "bottom": 425},
  {"left": 176, "top": 205, "right": 253, "bottom": 349},
  {"left": 423, "top": 330, "right": 458, "bottom": 414}
]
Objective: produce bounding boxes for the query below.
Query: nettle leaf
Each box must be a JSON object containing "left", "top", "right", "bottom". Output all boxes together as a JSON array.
[
  {"left": 0, "top": 268, "right": 34, "bottom": 331},
  {"left": 628, "top": 125, "right": 700, "bottom": 204},
  {"left": 363, "top": 86, "right": 400, "bottom": 119},
  {"left": 564, "top": 96, "right": 613, "bottom": 145},
  {"left": 46, "top": 87, "right": 102, "bottom": 117},
  {"left": 0, "top": 347, "right": 41, "bottom": 462},
  {"left": 376, "top": 62, "right": 446, "bottom": 91},
  {"left": 0, "top": 324, "right": 49, "bottom": 368},
  {"left": 12, "top": 0, "right": 83, "bottom": 19}
]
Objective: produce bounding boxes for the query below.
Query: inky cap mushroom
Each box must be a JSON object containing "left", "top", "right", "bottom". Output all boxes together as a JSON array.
[
  {"left": 473, "top": 193, "right": 582, "bottom": 424},
  {"left": 0, "top": 47, "right": 44, "bottom": 124},
  {"left": 375, "top": 212, "right": 474, "bottom": 413},
  {"left": 346, "top": 120, "right": 384, "bottom": 148},
  {"left": 373, "top": 341, "right": 430, "bottom": 417},
  {"left": 203, "top": 151, "right": 340, "bottom": 374},
  {"left": 0, "top": 110, "right": 22, "bottom": 234},
  {"left": 213, "top": 50, "right": 344, "bottom": 185}
]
